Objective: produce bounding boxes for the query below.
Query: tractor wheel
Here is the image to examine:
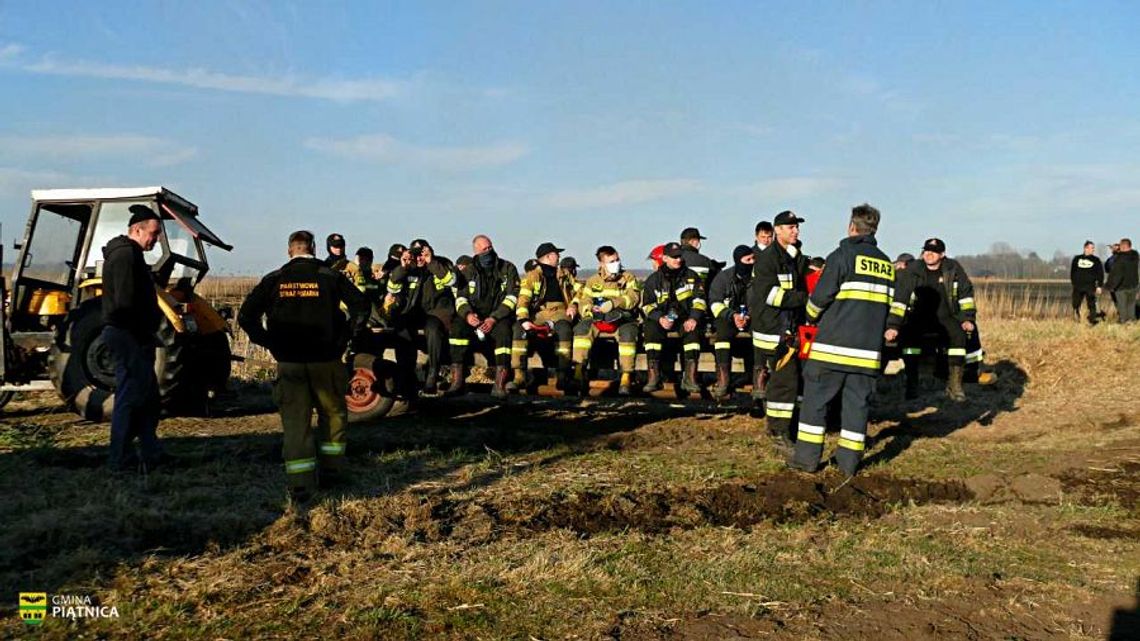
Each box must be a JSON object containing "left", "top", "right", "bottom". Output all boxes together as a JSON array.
[
  {"left": 346, "top": 353, "right": 396, "bottom": 423},
  {"left": 51, "top": 302, "right": 223, "bottom": 421},
  {"left": 0, "top": 391, "right": 14, "bottom": 411}
]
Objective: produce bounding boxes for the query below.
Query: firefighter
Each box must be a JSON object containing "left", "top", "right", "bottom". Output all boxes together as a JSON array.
[
  {"left": 239, "top": 230, "right": 369, "bottom": 501},
  {"left": 749, "top": 210, "right": 809, "bottom": 447},
  {"left": 642, "top": 242, "right": 708, "bottom": 395},
  {"left": 324, "top": 233, "right": 349, "bottom": 273},
  {"left": 445, "top": 235, "right": 520, "bottom": 399},
  {"left": 560, "top": 256, "right": 583, "bottom": 295},
  {"left": 571, "top": 246, "right": 642, "bottom": 396},
  {"left": 790, "top": 204, "right": 893, "bottom": 476},
  {"left": 679, "top": 227, "right": 721, "bottom": 284},
  {"left": 345, "top": 247, "right": 383, "bottom": 305},
  {"left": 707, "top": 244, "right": 755, "bottom": 400},
  {"left": 892, "top": 238, "right": 977, "bottom": 401},
  {"left": 1070, "top": 241, "right": 1105, "bottom": 325},
  {"left": 385, "top": 238, "right": 460, "bottom": 396},
  {"left": 511, "top": 242, "right": 579, "bottom": 391},
  {"left": 753, "top": 221, "right": 774, "bottom": 254}
]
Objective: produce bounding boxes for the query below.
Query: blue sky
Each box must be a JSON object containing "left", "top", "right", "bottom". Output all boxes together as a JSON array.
[{"left": 1, "top": 1, "right": 1137, "bottom": 273}]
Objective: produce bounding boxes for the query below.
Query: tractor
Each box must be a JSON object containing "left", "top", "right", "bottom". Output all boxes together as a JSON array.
[{"left": 0, "top": 187, "right": 233, "bottom": 419}]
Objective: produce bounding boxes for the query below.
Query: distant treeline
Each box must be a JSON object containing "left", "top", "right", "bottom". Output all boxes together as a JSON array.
[{"left": 953, "top": 242, "right": 1085, "bottom": 280}]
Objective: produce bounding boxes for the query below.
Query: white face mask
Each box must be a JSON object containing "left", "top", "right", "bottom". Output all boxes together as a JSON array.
[{"left": 605, "top": 260, "right": 621, "bottom": 275}]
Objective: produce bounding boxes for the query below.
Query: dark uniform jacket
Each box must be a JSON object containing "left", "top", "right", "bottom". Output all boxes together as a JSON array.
[
  {"left": 708, "top": 266, "right": 752, "bottom": 320},
  {"left": 388, "top": 257, "right": 460, "bottom": 316},
  {"left": 886, "top": 265, "right": 921, "bottom": 331},
  {"left": 455, "top": 255, "right": 520, "bottom": 321},
  {"left": 1070, "top": 255, "right": 1105, "bottom": 292},
  {"left": 749, "top": 242, "right": 809, "bottom": 353},
  {"left": 892, "top": 258, "right": 976, "bottom": 329},
  {"left": 1105, "top": 249, "right": 1139, "bottom": 290},
  {"left": 804, "top": 235, "right": 893, "bottom": 373},
  {"left": 679, "top": 247, "right": 721, "bottom": 284},
  {"left": 516, "top": 264, "right": 577, "bottom": 321},
  {"left": 238, "top": 256, "right": 369, "bottom": 363},
  {"left": 102, "top": 235, "right": 162, "bottom": 341},
  {"left": 642, "top": 266, "right": 707, "bottom": 323}
]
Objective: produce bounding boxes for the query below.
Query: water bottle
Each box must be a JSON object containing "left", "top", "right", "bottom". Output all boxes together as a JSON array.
[
  {"left": 665, "top": 310, "right": 678, "bottom": 322},
  {"left": 738, "top": 304, "right": 748, "bottom": 317},
  {"left": 475, "top": 328, "right": 485, "bottom": 340}
]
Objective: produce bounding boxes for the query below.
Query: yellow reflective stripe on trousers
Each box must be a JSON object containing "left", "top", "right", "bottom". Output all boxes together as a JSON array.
[
  {"left": 449, "top": 338, "right": 470, "bottom": 346},
  {"left": 644, "top": 342, "right": 663, "bottom": 351},
  {"left": 319, "top": 442, "right": 345, "bottom": 456},
  {"left": 838, "top": 429, "right": 866, "bottom": 451},
  {"left": 714, "top": 341, "right": 732, "bottom": 350},
  {"left": 766, "top": 400, "right": 795, "bottom": 419},
  {"left": 797, "top": 422, "right": 825, "bottom": 444},
  {"left": 285, "top": 458, "right": 317, "bottom": 474},
  {"left": 683, "top": 342, "right": 701, "bottom": 352},
  {"left": 752, "top": 331, "right": 779, "bottom": 351},
  {"left": 947, "top": 348, "right": 967, "bottom": 357},
  {"left": 618, "top": 344, "right": 637, "bottom": 356},
  {"left": 573, "top": 337, "right": 593, "bottom": 349},
  {"left": 494, "top": 347, "right": 512, "bottom": 356}
]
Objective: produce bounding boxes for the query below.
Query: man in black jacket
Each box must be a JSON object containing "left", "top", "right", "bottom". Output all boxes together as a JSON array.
[
  {"left": 749, "top": 210, "right": 809, "bottom": 446},
  {"left": 707, "top": 244, "right": 754, "bottom": 399},
  {"left": 239, "top": 230, "right": 369, "bottom": 500},
  {"left": 791, "top": 204, "right": 892, "bottom": 476},
  {"left": 679, "top": 227, "right": 721, "bottom": 284},
  {"left": 385, "top": 239, "right": 460, "bottom": 396},
  {"left": 641, "top": 242, "right": 708, "bottom": 395},
  {"left": 445, "top": 234, "right": 520, "bottom": 399},
  {"left": 324, "top": 233, "right": 349, "bottom": 273},
  {"left": 892, "top": 238, "right": 976, "bottom": 401},
  {"left": 1070, "top": 241, "right": 1105, "bottom": 324},
  {"left": 1105, "top": 238, "right": 1138, "bottom": 323},
  {"left": 101, "top": 205, "right": 164, "bottom": 472}
]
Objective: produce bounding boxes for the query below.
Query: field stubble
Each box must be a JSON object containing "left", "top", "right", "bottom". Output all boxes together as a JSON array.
[{"left": 0, "top": 280, "right": 1136, "bottom": 639}]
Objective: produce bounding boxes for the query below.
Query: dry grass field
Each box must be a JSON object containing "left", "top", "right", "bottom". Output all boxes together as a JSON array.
[{"left": 1, "top": 285, "right": 1137, "bottom": 639}]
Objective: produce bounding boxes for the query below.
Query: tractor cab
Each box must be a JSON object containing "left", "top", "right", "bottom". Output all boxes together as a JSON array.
[{"left": 2, "top": 187, "right": 234, "bottom": 417}]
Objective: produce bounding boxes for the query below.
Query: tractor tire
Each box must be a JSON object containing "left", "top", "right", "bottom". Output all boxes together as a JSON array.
[
  {"left": 346, "top": 353, "right": 396, "bottom": 423},
  {"left": 0, "top": 391, "right": 14, "bottom": 411},
  {"left": 51, "top": 302, "right": 229, "bottom": 421}
]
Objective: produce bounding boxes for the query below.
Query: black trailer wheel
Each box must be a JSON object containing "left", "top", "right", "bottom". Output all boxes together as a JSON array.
[{"left": 346, "top": 353, "right": 396, "bottom": 423}]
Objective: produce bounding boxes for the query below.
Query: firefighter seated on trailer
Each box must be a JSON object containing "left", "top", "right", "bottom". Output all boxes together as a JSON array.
[
  {"left": 706, "top": 244, "right": 755, "bottom": 400},
  {"left": 570, "top": 246, "right": 642, "bottom": 396},
  {"left": 641, "top": 242, "right": 708, "bottom": 396},
  {"left": 510, "top": 242, "right": 579, "bottom": 392}
]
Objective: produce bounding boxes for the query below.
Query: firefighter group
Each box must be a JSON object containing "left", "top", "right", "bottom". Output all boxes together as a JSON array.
[{"left": 232, "top": 204, "right": 998, "bottom": 500}]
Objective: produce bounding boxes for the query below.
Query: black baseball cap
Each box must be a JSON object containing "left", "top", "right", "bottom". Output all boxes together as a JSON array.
[
  {"left": 327, "top": 233, "right": 346, "bottom": 248},
  {"left": 663, "top": 242, "right": 685, "bottom": 258},
  {"left": 535, "top": 242, "right": 565, "bottom": 258},
  {"left": 356, "top": 246, "right": 374, "bottom": 260},
  {"left": 680, "top": 227, "right": 706, "bottom": 241},
  {"left": 773, "top": 211, "right": 805, "bottom": 226},
  {"left": 127, "top": 204, "right": 160, "bottom": 226},
  {"left": 559, "top": 256, "right": 579, "bottom": 270},
  {"left": 388, "top": 243, "right": 407, "bottom": 259},
  {"left": 923, "top": 238, "right": 946, "bottom": 254}
]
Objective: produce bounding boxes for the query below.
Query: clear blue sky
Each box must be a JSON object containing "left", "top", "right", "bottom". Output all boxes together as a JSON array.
[{"left": 1, "top": 1, "right": 1137, "bottom": 273}]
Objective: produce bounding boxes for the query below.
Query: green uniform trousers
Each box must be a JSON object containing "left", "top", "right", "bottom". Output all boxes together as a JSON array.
[{"left": 274, "top": 360, "right": 349, "bottom": 491}]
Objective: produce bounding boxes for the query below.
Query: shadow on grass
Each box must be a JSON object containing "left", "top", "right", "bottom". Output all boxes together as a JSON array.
[
  {"left": 864, "top": 358, "right": 1028, "bottom": 468},
  {"left": 0, "top": 390, "right": 716, "bottom": 596}
]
